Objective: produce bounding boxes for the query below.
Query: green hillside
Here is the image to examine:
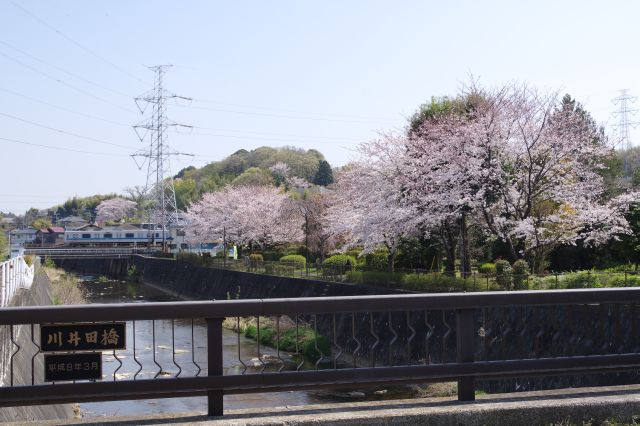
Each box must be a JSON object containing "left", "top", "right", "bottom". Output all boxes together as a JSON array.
[{"left": 173, "top": 146, "right": 331, "bottom": 209}]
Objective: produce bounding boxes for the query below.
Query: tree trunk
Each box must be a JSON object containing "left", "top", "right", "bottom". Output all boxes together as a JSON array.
[
  {"left": 459, "top": 213, "right": 471, "bottom": 279},
  {"left": 505, "top": 237, "right": 518, "bottom": 263},
  {"left": 441, "top": 219, "right": 457, "bottom": 277},
  {"left": 388, "top": 249, "right": 397, "bottom": 273}
]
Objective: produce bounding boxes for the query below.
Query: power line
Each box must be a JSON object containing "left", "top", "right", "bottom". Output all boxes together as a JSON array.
[
  {"left": 6, "top": 0, "right": 147, "bottom": 85},
  {"left": 185, "top": 125, "right": 370, "bottom": 142},
  {"left": 0, "top": 111, "right": 135, "bottom": 150},
  {"left": 0, "top": 87, "right": 131, "bottom": 127},
  {"left": 190, "top": 97, "right": 396, "bottom": 122},
  {"left": 0, "top": 39, "right": 131, "bottom": 98},
  {"left": 0, "top": 135, "right": 126, "bottom": 156},
  {"left": 171, "top": 128, "right": 361, "bottom": 144},
  {"left": 174, "top": 103, "right": 395, "bottom": 124},
  {"left": 0, "top": 50, "right": 136, "bottom": 114},
  {"left": 0, "top": 86, "right": 368, "bottom": 143}
]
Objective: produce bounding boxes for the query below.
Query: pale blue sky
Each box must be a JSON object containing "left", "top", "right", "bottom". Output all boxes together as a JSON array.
[{"left": 1, "top": 0, "right": 638, "bottom": 214}]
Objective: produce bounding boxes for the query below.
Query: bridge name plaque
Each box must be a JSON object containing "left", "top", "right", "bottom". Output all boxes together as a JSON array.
[
  {"left": 44, "top": 353, "right": 102, "bottom": 382},
  {"left": 40, "top": 322, "right": 126, "bottom": 352}
]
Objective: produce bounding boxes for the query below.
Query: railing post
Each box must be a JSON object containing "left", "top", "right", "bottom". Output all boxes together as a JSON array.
[
  {"left": 206, "top": 317, "right": 224, "bottom": 416},
  {"left": 456, "top": 308, "right": 475, "bottom": 401}
]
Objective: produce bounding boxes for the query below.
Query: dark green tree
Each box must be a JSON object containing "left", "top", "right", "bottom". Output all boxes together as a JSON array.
[{"left": 313, "top": 160, "right": 334, "bottom": 186}]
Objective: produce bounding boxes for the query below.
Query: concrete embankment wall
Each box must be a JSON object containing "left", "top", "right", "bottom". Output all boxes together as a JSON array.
[
  {"left": 53, "top": 256, "right": 412, "bottom": 299},
  {"left": 52, "top": 257, "right": 131, "bottom": 279},
  {"left": 133, "top": 256, "right": 411, "bottom": 300},
  {"left": 0, "top": 272, "right": 75, "bottom": 422}
]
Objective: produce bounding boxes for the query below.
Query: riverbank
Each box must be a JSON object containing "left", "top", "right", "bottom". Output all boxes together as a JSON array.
[{"left": 0, "top": 270, "right": 76, "bottom": 422}]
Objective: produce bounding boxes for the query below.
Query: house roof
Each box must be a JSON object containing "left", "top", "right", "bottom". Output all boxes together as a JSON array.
[
  {"left": 10, "top": 228, "right": 37, "bottom": 235},
  {"left": 59, "top": 216, "right": 87, "bottom": 223},
  {"left": 70, "top": 224, "right": 102, "bottom": 231},
  {"left": 50, "top": 227, "right": 65, "bottom": 233}
]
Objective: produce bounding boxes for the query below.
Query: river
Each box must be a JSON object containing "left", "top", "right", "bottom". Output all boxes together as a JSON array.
[{"left": 76, "top": 277, "right": 418, "bottom": 418}]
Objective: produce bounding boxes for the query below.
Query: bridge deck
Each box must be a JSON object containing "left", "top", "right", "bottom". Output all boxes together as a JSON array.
[{"left": 9, "top": 384, "right": 640, "bottom": 425}]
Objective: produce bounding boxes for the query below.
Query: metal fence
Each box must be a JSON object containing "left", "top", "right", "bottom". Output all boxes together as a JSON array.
[
  {"left": 182, "top": 257, "right": 640, "bottom": 292},
  {"left": 23, "top": 248, "right": 153, "bottom": 259},
  {"left": 0, "top": 256, "right": 35, "bottom": 307},
  {"left": 1, "top": 288, "right": 640, "bottom": 416}
]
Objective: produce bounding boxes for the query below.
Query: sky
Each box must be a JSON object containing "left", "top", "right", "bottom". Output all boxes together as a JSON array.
[{"left": 1, "top": 0, "right": 639, "bottom": 214}]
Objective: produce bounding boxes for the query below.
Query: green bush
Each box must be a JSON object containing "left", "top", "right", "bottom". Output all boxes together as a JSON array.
[
  {"left": 495, "top": 260, "right": 512, "bottom": 290},
  {"left": 345, "top": 249, "right": 363, "bottom": 261},
  {"left": 323, "top": 254, "right": 357, "bottom": 267},
  {"left": 606, "top": 275, "right": 640, "bottom": 287},
  {"left": 43, "top": 257, "right": 56, "bottom": 268},
  {"left": 177, "top": 251, "right": 204, "bottom": 266},
  {"left": 364, "top": 250, "right": 389, "bottom": 270},
  {"left": 301, "top": 332, "right": 331, "bottom": 360},
  {"left": 512, "top": 260, "right": 530, "bottom": 290},
  {"left": 478, "top": 262, "right": 496, "bottom": 275},
  {"left": 249, "top": 253, "right": 263, "bottom": 262},
  {"left": 243, "top": 322, "right": 329, "bottom": 361},
  {"left": 346, "top": 270, "right": 403, "bottom": 286},
  {"left": 280, "top": 254, "right": 306, "bottom": 268},
  {"left": 323, "top": 254, "right": 357, "bottom": 276},
  {"left": 264, "top": 262, "right": 295, "bottom": 276},
  {"left": 23, "top": 255, "right": 34, "bottom": 266},
  {"left": 402, "top": 273, "right": 469, "bottom": 292},
  {"left": 562, "top": 271, "right": 600, "bottom": 289}
]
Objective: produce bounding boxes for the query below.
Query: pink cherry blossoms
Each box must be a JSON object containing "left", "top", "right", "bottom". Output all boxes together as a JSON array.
[
  {"left": 185, "top": 185, "right": 302, "bottom": 249},
  {"left": 95, "top": 197, "right": 137, "bottom": 224}
]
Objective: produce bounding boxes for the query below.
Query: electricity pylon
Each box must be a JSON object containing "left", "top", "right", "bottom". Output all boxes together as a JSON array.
[
  {"left": 131, "top": 65, "right": 192, "bottom": 249},
  {"left": 612, "top": 89, "right": 639, "bottom": 174}
]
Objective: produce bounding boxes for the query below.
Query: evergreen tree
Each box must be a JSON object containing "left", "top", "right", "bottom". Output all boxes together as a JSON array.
[{"left": 313, "top": 160, "right": 334, "bottom": 186}]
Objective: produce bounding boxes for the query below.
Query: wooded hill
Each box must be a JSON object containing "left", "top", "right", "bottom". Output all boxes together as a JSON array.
[{"left": 173, "top": 146, "right": 332, "bottom": 209}]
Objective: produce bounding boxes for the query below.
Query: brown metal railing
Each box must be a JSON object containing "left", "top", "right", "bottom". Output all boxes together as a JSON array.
[{"left": 1, "top": 289, "right": 640, "bottom": 416}]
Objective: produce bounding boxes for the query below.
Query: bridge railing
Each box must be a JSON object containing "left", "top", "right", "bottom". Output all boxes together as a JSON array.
[
  {"left": 23, "top": 248, "right": 152, "bottom": 258},
  {"left": 0, "top": 256, "right": 35, "bottom": 307},
  {"left": 1, "top": 288, "right": 640, "bottom": 416}
]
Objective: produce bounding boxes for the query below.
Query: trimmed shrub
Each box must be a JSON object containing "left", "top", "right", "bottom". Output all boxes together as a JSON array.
[
  {"left": 323, "top": 254, "right": 357, "bottom": 267},
  {"left": 364, "top": 250, "right": 389, "bottom": 270},
  {"left": 495, "top": 260, "right": 512, "bottom": 290},
  {"left": 478, "top": 262, "right": 496, "bottom": 275},
  {"left": 280, "top": 254, "right": 306, "bottom": 268},
  {"left": 322, "top": 254, "right": 357, "bottom": 276},
  {"left": 512, "top": 259, "right": 530, "bottom": 290},
  {"left": 23, "top": 255, "right": 34, "bottom": 266},
  {"left": 249, "top": 253, "right": 263, "bottom": 262}
]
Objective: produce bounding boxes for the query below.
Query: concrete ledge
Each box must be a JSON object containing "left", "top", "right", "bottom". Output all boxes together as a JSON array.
[{"left": 7, "top": 384, "right": 640, "bottom": 425}]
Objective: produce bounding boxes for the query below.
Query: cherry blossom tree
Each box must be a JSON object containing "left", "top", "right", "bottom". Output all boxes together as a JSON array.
[
  {"left": 95, "top": 198, "right": 137, "bottom": 224},
  {"left": 403, "top": 84, "right": 635, "bottom": 273},
  {"left": 328, "top": 133, "right": 419, "bottom": 271},
  {"left": 185, "top": 185, "right": 302, "bottom": 250},
  {"left": 287, "top": 190, "right": 336, "bottom": 263}
]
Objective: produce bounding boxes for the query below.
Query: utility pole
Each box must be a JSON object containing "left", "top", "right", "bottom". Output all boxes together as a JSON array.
[
  {"left": 612, "top": 89, "right": 639, "bottom": 175},
  {"left": 132, "top": 65, "right": 193, "bottom": 252}
]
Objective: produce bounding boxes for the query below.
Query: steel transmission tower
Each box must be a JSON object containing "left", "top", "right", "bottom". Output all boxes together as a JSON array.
[
  {"left": 131, "top": 65, "right": 192, "bottom": 249},
  {"left": 612, "top": 89, "right": 639, "bottom": 174}
]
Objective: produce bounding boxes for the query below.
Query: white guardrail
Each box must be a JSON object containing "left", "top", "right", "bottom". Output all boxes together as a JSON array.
[{"left": 0, "top": 256, "right": 35, "bottom": 307}]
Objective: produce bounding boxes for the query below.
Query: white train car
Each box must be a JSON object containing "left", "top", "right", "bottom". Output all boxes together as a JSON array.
[{"left": 64, "top": 224, "right": 168, "bottom": 248}]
